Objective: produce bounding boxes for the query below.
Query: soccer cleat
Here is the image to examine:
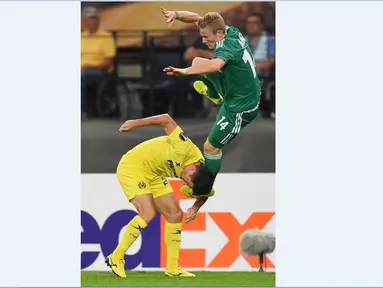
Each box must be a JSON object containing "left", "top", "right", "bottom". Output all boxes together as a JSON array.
[
  {"left": 105, "top": 254, "right": 127, "bottom": 278},
  {"left": 180, "top": 185, "right": 215, "bottom": 197},
  {"left": 165, "top": 267, "right": 196, "bottom": 277},
  {"left": 180, "top": 185, "right": 195, "bottom": 197},
  {"left": 193, "top": 80, "right": 223, "bottom": 105}
]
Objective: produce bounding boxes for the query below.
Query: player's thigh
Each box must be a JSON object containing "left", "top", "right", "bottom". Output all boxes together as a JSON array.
[
  {"left": 221, "top": 107, "right": 259, "bottom": 146},
  {"left": 116, "top": 159, "right": 151, "bottom": 202},
  {"left": 149, "top": 176, "right": 174, "bottom": 200},
  {"left": 153, "top": 192, "right": 183, "bottom": 223},
  {"left": 239, "top": 106, "right": 260, "bottom": 130},
  {"left": 208, "top": 106, "right": 238, "bottom": 149}
]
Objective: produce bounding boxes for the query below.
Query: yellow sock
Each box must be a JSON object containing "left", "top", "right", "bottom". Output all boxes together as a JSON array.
[
  {"left": 165, "top": 222, "right": 182, "bottom": 271},
  {"left": 112, "top": 215, "right": 147, "bottom": 259}
]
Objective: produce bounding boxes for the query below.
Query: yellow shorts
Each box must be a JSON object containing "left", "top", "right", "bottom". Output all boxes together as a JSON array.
[{"left": 116, "top": 154, "right": 173, "bottom": 201}]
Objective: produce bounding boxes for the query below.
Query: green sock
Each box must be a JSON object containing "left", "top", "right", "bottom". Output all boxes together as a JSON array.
[{"left": 204, "top": 152, "right": 222, "bottom": 177}]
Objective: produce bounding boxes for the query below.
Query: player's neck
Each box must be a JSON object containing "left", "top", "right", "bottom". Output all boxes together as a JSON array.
[{"left": 217, "top": 34, "right": 225, "bottom": 42}]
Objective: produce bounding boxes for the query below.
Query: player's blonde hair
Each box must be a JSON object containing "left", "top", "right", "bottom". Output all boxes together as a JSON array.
[{"left": 198, "top": 12, "right": 226, "bottom": 34}]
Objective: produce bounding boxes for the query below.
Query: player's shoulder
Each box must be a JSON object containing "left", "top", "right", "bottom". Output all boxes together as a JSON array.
[
  {"left": 226, "top": 25, "right": 243, "bottom": 39},
  {"left": 168, "top": 125, "right": 189, "bottom": 142},
  {"left": 225, "top": 26, "right": 244, "bottom": 46},
  {"left": 135, "top": 136, "right": 164, "bottom": 151},
  {"left": 226, "top": 25, "right": 240, "bottom": 35}
]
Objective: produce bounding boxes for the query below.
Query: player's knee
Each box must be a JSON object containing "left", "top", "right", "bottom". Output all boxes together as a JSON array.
[
  {"left": 204, "top": 140, "right": 221, "bottom": 155},
  {"left": 164, "top": 205, "right": 183, "bottom": 223},
  {"left": 134, "top": 201, "right": 157, "bottom": 224},
  {"left": 138, "top": 207, "right": 157, "bottom": 224}
]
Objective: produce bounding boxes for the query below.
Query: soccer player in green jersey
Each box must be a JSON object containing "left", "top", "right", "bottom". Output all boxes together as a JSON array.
[{"left": 161, "top": 7, "right": 261, "bottom": 179}]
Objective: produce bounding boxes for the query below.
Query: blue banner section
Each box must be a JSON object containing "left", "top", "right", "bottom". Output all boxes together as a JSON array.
[{"left": 81, "top": 210, "right": 162, "bottom": 270}]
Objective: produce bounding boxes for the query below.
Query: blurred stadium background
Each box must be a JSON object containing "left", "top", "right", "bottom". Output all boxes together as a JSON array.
[{"left": 81, "top": 1, "right": 275, "bottom": 174}]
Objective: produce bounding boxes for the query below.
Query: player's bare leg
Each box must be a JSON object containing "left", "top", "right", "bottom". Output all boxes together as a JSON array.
[
  {"left": 154, "top": 193, "right": 196, "bottom": 277},
  {"left": 106, "top": 194, "right": 156, "bottom": 278},
  {"left": 203, "top": 139, "right": 223, "bottom": 177}
]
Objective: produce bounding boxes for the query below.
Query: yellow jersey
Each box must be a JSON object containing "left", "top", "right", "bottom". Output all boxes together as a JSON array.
[{"left": 122, "top": 126, "right": 203, "bottom": 181}]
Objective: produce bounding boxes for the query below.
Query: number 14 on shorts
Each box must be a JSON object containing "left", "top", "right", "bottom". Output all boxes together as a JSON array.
[{"left": 217, "top": 116, "right": 229, "bottom": 130}]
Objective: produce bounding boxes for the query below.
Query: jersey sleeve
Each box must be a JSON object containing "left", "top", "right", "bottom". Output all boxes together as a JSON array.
[
  {"left": 213, "top": 40, "right": 235, "bottom": 63},
  {"left": 183, "top": 144, "right": 204, "bottom": 168},
  {"left": 168, "top": 126, "right": 204, "bottom": 166},
  {"left": 167, "top": 125, "right": 190, "bottom": 148}
]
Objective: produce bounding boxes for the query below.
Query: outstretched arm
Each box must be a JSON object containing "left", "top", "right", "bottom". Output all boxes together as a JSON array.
[
  {"left": 164, "top": 57, "right": 226, "bottom": 76},
  {"left": 175, "top": 10, "right": 203, "bottom": 23},
  {"left": 185, "top": 57, "right": 225, "bottom": 75},
  {"left": 161, "top": 7, "right": 202, "bottom": 28},
  {"left": 119, "top": 113, "right": 177, "bottom": 135},
  {"left": 193, "top": 197, "right": 209, "bottom": 209}
]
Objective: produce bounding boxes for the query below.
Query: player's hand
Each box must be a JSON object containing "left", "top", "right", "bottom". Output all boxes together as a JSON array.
[
  {"left": 119, "top": 120, "right": 137, "bottom": 132},
  {"left": 163, "top": 66, "right": 188, "bottom": 76},
  {"left": 160, "top": 6, "right": 176, "bottom": 28},
  {"left": 185, "top": 206, "right": 199, "bottom": 224}
]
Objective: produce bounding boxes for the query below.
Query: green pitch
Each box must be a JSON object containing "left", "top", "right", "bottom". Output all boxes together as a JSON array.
[{"left": 81, "top": 271, "right": 275, "bottom": 287}]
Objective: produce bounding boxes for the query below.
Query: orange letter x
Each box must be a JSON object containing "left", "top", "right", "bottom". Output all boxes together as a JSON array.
[{"left": 208, "top": 212, "right": 275, "bottom": 268}]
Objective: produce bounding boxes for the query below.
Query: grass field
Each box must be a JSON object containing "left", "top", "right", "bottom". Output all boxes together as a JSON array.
[{"left": 81, "top": 271, "right": 275, "bottom": 287}]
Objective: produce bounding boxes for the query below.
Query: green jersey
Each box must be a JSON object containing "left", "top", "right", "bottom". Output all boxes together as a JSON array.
[{"left": 213, "top": 26, "right": 261, "bottom": 112}]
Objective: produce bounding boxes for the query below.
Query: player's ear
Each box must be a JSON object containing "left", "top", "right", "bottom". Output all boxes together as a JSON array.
[{"left": 216, "top": 29, "right": 224, "bottom": 36}]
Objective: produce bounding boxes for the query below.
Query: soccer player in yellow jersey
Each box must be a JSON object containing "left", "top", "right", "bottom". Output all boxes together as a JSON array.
[{"left": 105, "top": 113, "right": 215, "bottom": 278}]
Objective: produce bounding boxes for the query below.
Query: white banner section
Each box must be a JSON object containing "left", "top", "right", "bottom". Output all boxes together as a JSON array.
[{"left": 82, "top": 173, "right": 275, "bottom": 271}]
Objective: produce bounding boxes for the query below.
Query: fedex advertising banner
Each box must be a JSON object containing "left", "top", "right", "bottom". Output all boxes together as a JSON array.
[{"left": 81, "top": 173, "right": 275, "bottom": 271}]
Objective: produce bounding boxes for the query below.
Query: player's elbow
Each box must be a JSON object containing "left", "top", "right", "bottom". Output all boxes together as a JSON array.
[
  {"left": 160, "top": 113, "right": 175, "bottom": 125},
  {"left": 191, "top": 57, "right": 221, "bottom": 73},
  {"left": 160, "top": 113, "right": 172, "bottom": 120},
  {"left": 211, "top": 59, "right": 225, "bottom": 72},
  {"left": 161, "top": 113, "right": 178, "bottom": 135},
  {"left": 199, "top": 58, "right": 224, "bottom": 73}
]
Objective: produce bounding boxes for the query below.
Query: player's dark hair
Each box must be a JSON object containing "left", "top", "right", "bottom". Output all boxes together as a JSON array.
[{"left": 192, "top": 165, "right": 215, "bottom": 196}]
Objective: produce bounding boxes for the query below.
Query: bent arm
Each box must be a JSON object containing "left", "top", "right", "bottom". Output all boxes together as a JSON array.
[
  {"left": 185, "top": 58, "right": 225, "bottom": 75},
  {"left": 176, "top": 10, "right": 203, "bottom": 23},
  {"left": 132, "top": 114, "right": 178, "bottom": 135},
  {"left": 192, "top": 197, "right": 208, "bottom": 210}
]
